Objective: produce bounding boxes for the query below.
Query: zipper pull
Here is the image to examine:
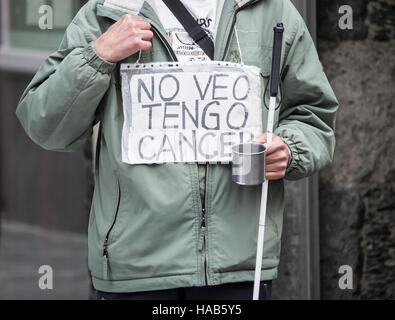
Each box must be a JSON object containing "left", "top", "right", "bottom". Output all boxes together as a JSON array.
[
  {"left": 199, "top": 226, "right": 206, "bottom": 251},
  {"left": 201, "top": 208, "right": 206, "bottom": 228},
  {"left": 103, "top": 237, "right": 109, "bottom": 257},
  {"left": 103, "top": 238, "right": 110, "bottom": 280}
]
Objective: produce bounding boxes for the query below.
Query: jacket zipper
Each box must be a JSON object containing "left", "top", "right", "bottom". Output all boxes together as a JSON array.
[
  {"left": 149, "top": 20, "right": 210, "bottom": 285},
  {"left": 200, "top": 208, "right": 207, "bottom": 285},
  {"left": 200, "top": 1, "right": 257, "bottom": 284},
  {"left": 198, "top": 0, "right": 258, "bottom": 285},
  {"left": 103, "top": 178, "right": 121, "bottom": 260},
  {"left": 201, "top": 164, "right": 209, "bottom": 285},
  {"left": 150, "top": 24, "right": 178, "bottom": 62},
  {"left": 200, "top": 0, "right": 257, "bottom": 284},
  {"left": 221, "top": 0, "right": 258, "bottom": 61}
]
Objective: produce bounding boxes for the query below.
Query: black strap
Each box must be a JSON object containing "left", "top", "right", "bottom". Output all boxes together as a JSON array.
[{"left": 162, "top": 0, "right": 214, "bottom": 60}]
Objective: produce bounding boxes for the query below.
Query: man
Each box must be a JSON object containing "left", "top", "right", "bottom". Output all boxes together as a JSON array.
[{"left": 16, "top": 0, "right": 338, "bottom": 300}]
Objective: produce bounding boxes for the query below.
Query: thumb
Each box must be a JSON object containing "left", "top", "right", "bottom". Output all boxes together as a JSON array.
[{"left": 252, "top": 133, "right": 267, "bottom": 145}]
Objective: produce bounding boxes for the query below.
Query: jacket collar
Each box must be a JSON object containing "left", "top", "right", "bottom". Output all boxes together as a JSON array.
[
  {"left": 98, "top": 0, "right": 264, "bottom": 61},
  {"left": 103, "top": 0, "right": 262, "bottom": 14},
  {"left": 103, "top": 0, "right": 147, "bottom": 15}
]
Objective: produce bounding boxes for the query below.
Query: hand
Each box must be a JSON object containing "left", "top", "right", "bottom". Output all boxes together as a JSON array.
[
  {"left": 93, "top": 14, "right": 153, "bottom": 63},
  {"left": 253, "top": 133, "right": 290, "bottom": 180}
]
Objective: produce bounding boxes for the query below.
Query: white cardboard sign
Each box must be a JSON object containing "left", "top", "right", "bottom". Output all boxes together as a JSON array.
[{"left": 121, "top": 62, "right": 263, "bottom": 164}]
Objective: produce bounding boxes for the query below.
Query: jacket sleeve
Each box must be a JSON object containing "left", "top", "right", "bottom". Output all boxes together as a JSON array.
[
  {"left": 16, "top": 4, "right": 115, "bottom": 152},
  {"left": 274, "top": 7, "right": 339, "bottom": 181}
]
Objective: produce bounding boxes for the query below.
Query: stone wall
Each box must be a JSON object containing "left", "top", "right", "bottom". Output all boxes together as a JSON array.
[{"left": 317, "top": 0, "right": 395, "bottom": 299}]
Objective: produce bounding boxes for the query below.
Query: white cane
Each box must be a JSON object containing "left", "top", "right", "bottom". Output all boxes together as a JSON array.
[{"left": 253, "top": 23, "right": 284, "bottom": 300}]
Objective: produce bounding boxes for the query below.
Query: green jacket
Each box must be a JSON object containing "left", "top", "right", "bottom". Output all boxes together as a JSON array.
[{"left": 16, "top": 0, "right": 338, "bottom": 293}]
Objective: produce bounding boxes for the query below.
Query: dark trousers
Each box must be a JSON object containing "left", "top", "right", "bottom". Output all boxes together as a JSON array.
[{"left": 97, "top": 281, "right": 272, "bottom": 300}]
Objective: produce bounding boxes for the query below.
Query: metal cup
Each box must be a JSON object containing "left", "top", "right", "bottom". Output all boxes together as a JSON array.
[{"left": 232, "top": 143, "right": 266, "bottom": 186}]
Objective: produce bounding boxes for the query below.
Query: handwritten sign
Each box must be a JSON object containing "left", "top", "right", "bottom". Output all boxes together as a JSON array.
[{"left": 121, "top": 62, "right": 263, "bottom": 164}]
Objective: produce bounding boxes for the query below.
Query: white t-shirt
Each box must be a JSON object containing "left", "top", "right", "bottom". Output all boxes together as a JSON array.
[{"left": 152, "top": 0, "right": 225, "bottom": 62}]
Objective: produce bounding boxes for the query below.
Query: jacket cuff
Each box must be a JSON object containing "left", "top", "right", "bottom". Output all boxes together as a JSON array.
[
  {"left": 82, "top": 44, "right": 116, "bottom": 74},
  {"left": 279, "top": 135, "right": 301, "bottom": 177},
  {"left": 284, "top": 143, "right": 292, "bottom": 168}
]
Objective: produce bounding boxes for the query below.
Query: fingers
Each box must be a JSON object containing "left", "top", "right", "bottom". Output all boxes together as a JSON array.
[
  {"left": 265, "top": 172, "right": 285, "bottom": 180},
  {"left": 266, "top": 160, "right": 287, "bottom": 181},
  {"left": 119, "top": 15, "right": 152, "bottom": 52},
  {"left": 131, "top": 15, "right": 144, "bottom": 21},
  {"left": 139, "top": 29, "right": 154, "bottom": 41},
  {"left": 123, "top": 14, "right": 144, "bottom": 22},
  {"left": 123, "top": 16, "right": 152, "bottom": 46},
  {"left": 252, "top": 133, "right": 289, "bottom": 180},
  {"left": 136, "top": 40, "right": 152, "bottom": 51},
  {"left": 266, "top": 161, "right": 287, "bottom": 173},
  {"left": 266, "top": 138, "right": 285, "bottom": 156},
  {"left": 266, "top": 149, "right": 289, "bottom": 165},
  {"left": 265, "top": 142, "right": 289, "bottom": 180},
  {"left": 252, "top": 133, "right": 267, "bottom": 145},
  {"left": 135, "top": 20, "right": 152, "bottom": 30},
  {"left": 120, "top": 14, "right": 151, "bottom": 31},
  {"left": 253, "top": 134, "right": 283, "bottom": 157}
]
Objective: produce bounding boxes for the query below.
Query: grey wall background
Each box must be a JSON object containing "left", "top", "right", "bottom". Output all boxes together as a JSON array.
[
  {"left": 0, "top": 72, "right": 88, "bottom": 233},
  {"left": 317, "top": 0, "right": 395, "bottom": 299},
  {"left": 274, "top": 0, "right": 395, "bottom": 299}
]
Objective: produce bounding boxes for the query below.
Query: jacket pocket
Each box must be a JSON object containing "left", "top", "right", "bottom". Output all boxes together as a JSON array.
[
  {"left": 97, "top": 164, "right": 198, "bottom": 281},
  {"left": 102, "top": 172, "right": 121, "bottom": 280}
]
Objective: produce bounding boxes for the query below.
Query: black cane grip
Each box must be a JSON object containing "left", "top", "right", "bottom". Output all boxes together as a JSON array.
[{"left": 270, "top": 23, "right": 284, "bottom": 97}]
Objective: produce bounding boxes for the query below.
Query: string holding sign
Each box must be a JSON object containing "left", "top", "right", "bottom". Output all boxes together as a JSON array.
[{"left": 120, "top": 61, "right": 263, "bottom": 165}]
